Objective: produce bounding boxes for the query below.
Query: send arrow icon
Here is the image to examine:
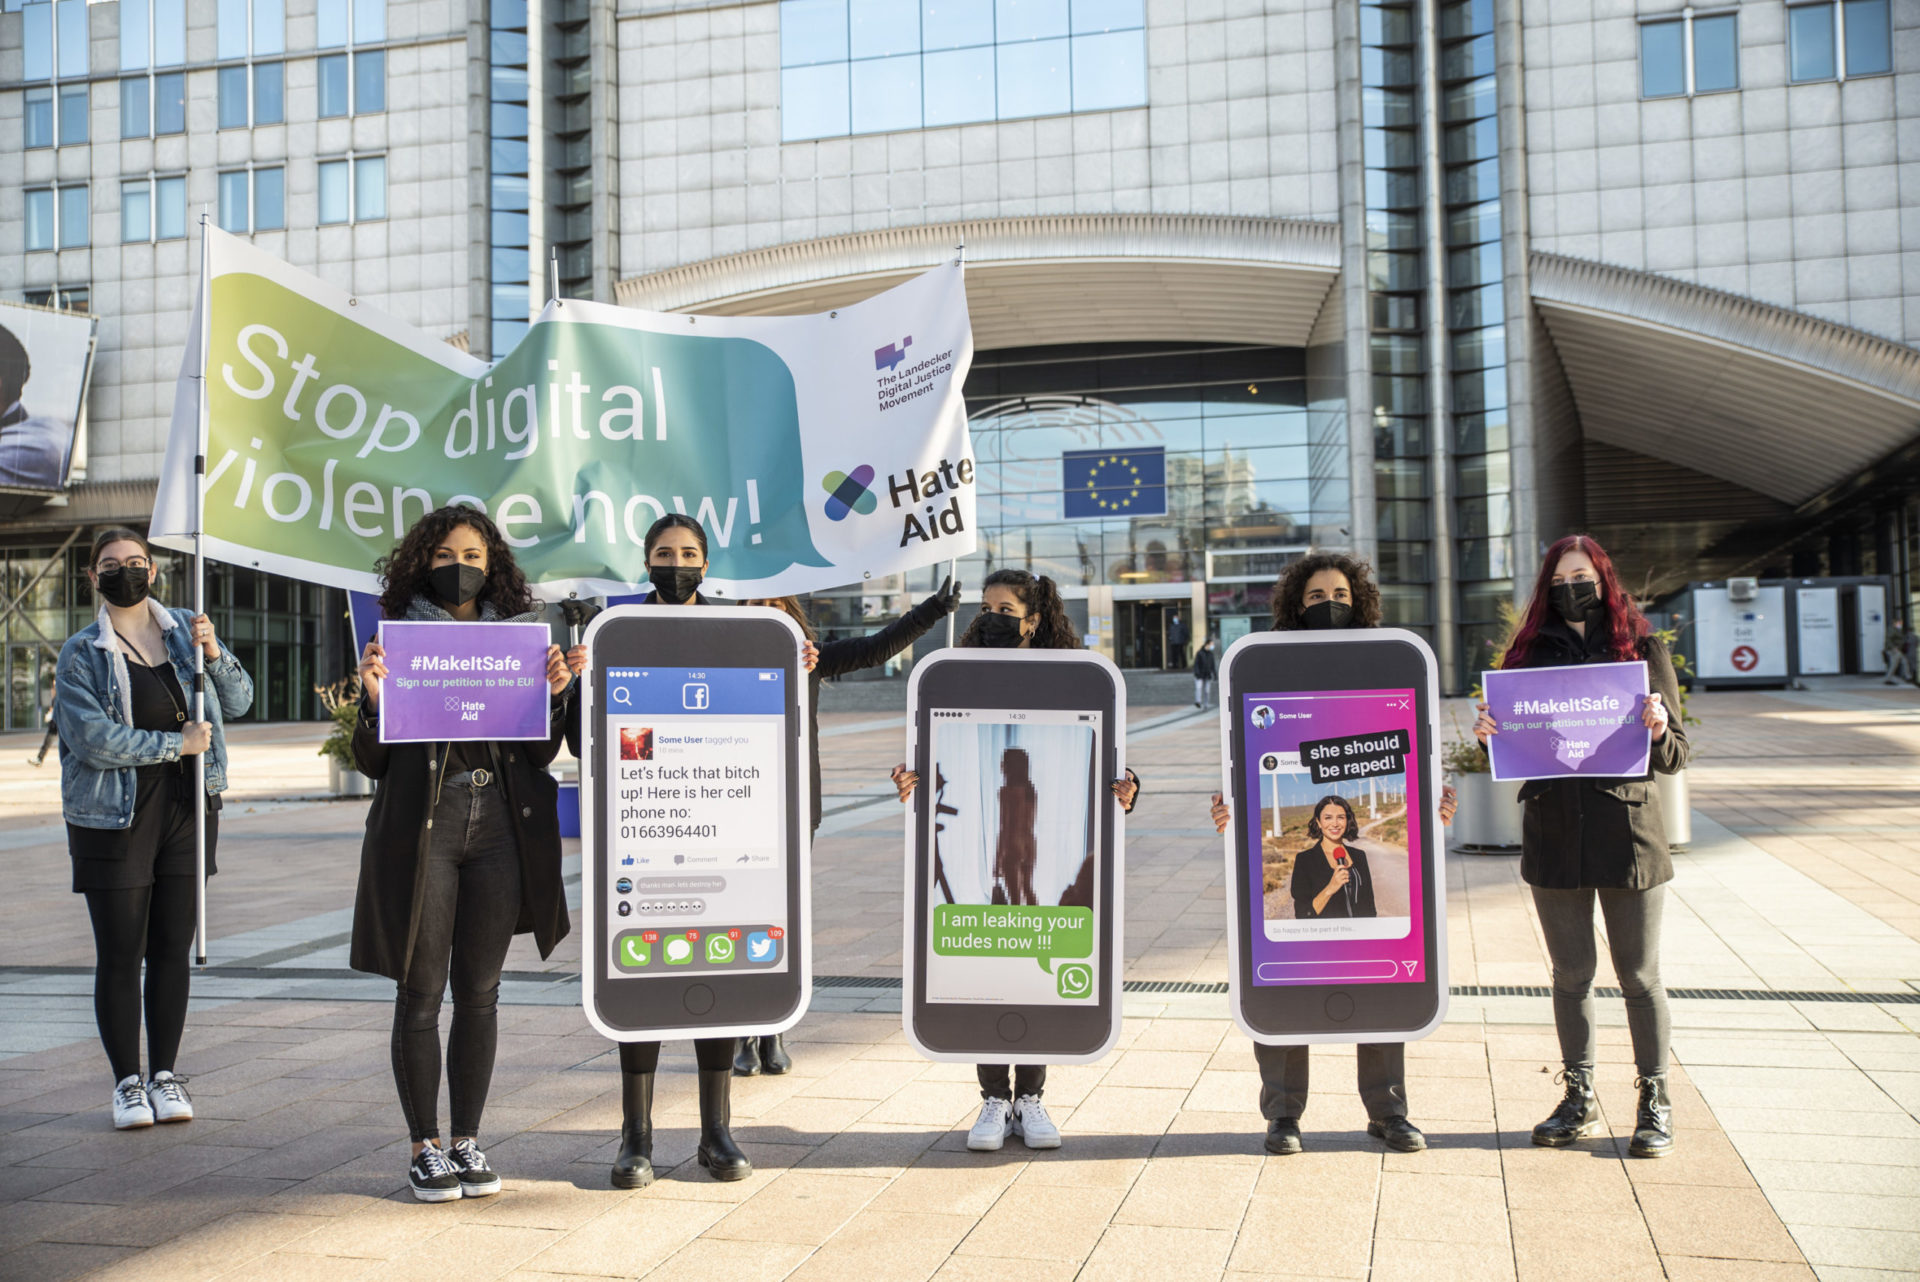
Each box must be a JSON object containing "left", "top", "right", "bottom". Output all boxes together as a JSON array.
[{"left": 1402, "top": 960, "right": 1418, "bottom": 976}]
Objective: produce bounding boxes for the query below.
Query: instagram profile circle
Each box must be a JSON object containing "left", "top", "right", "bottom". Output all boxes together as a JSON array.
[
  {"left": 1260, "top": 752, "right": 1281, "bottom": 773},
  {"left": 1252, "top": 705, "right": 1276, "bottom": 729}
]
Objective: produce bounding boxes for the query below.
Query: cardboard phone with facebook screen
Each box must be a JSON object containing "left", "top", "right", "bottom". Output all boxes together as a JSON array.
[
  {"left": 1221, "top": 630, "right": 1448, "bottom": 1045},
  {"left": 580, "top": 605, "right": 811, "bottom": 1042},
  {"left": 903, "top": 649, "right": 1125, "bottom": 1064}
]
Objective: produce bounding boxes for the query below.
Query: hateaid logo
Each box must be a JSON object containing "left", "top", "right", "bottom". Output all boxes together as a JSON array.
[{"left": 820, "top": 464, "right": 879, "bottom": 521}]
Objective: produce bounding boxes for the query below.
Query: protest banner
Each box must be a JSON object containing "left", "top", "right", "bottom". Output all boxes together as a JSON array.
[
  {"left": 1481, "top": 660, "right": 1652, "bottom": 782},
  {"left": 375, "top": 621, "right": 553, "bottom": 743},
  {"left": 149, "top": 229, "right": 976, "bottom": 598}
]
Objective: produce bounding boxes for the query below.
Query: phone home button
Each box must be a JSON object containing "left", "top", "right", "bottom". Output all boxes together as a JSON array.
[
  {"left": 1324, "top": 992, "right": 1355, "bottom": 1023},
  {"left": 684, "top": 984, "right": 715, "bottom": 1016},
  {"left": 996, "top": 1013, "right": 1027, "bottom": 1044}
]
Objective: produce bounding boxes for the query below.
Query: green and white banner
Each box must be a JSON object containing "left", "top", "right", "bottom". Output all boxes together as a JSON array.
[{"left": 153, "top": 229, "right": 977, "bottom": 598}]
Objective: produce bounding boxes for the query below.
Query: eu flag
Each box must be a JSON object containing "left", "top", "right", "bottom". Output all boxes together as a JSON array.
[{"left": 1062, "top": 447, "right": 1167, "bottom": 519}]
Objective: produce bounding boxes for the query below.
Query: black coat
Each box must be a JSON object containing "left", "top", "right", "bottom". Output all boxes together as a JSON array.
[
  {"left": 349, "top": 690, "right": 572, "bottom": 982},
  {"left": 1511, "top": 620, "right": 1690, "bottom": 891},
  {"left": 1290, "top": 843, "right": 1378, "bottom": 919},
  {"left": 1193, "top": 645, "right": 1218, "bottom": 680},
  {"left": 806, "top": 590, "right": 951, "bottom": 830}
]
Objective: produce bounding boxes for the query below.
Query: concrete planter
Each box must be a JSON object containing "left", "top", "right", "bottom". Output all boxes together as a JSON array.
[
  {"left": 329, "top": 757, "right": 374, "bottom": 797},
  {"left": 1658, "top": 769, "right": 1692, "bottom": 850},
  {"left": 1450, "top": 773, "right": 1523, "bottom": 852}
]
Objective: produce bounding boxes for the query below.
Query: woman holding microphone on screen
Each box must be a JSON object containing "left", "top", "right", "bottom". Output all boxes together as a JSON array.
[
  {"left": 1473, "top": 534, "right": 1688, "bottom": 1158},
  {"left": 1207, "top": 553, "right": 1455, "bottom": 1156},
  {"left": 351, "top": 506, "right": 576, "bottom": 1203},
  {"left": 890, "top": 569, "right": 1139, "bottom": 1154},
  {"left": 570, "top": 513, "right": 819, "bottom": 1188}
]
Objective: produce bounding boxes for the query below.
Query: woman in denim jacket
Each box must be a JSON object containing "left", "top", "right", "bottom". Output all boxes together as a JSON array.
[{"left": 55, "top": 527, "right": 252, "bottom": 1131}]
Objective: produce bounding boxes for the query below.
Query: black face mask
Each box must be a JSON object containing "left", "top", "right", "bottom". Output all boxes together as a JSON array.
[
  {"left": 96, "top": 564, "right": 152, "bottom": 609},
  {"left": 429, "top": 563, "right": 487, "bottom": 609},
  {"left": 968, "top": 611, "right": 1026, "bottom": 649},
  {"left": 1300, "top": 600, "right": 1353, "bottom": 631},
  {"left": 1549, "top": 580, "right": 1602, "bottom": 624},
  {"left": 648, "top": 565, "right": 704, "bottom": 605}
]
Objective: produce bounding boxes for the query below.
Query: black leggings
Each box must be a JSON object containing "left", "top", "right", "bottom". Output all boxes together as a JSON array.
[
  {"left": 85, "top": 876, "right": 198, "bottom": 1082},
  {"left": 619, "top": 1038, "right": 736, "bottom": 1074}
]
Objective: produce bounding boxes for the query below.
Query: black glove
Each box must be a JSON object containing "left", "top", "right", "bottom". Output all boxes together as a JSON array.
[{"left": 924, "top": 575, "right": 961, "bottom": 617}]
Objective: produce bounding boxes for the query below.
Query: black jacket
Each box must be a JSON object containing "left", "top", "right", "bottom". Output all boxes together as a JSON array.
[
  {"left": 1290, "top": 843, "right": 1378, "bottom": 919},
  {"left": 348, "top": 686, "right": 573, "bottom": 982},
  {"left": 806, "top": 590, "right": 952, "bottom": 830},
  {"left": 1510, "top": 620, "right": 1690, "bottom": 891},
  {"left": 1193, "top": 645, "right": 1218, "bottom": 680}
]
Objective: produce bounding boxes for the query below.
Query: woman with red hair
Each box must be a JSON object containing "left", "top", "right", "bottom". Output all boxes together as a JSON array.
[{"left": 1473, "top": 535, "right": 1689, "bottom": 1159}]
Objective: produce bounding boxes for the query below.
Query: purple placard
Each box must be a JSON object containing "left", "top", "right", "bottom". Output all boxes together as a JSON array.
[
  {"left": 1482, "top": 661, "right": 1651, "bottom": 782},
  {"left": 378, "top": 621, "right": 553, "bottom": 743}
]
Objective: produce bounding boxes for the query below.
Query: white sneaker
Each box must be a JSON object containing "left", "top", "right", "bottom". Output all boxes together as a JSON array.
[
  {"left": 1010, "top": 1095, "right": 1061, "bottom": 1149},
  {"left": 967, "top": 1097, "right": 1012, "bottom": 1151},
  {"left": 112, "top": 1075, "right": 154, "bottom": 1130},
  {"left": 148, "top": 1072, "right": 193, "bottom": 1123}
]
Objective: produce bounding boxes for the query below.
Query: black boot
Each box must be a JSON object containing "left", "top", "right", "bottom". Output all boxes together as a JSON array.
[
  {"left": 732, "top": 1036, "right": 763, "bottom": 1077},
  {"left": 696, "top": 1069, "right": 753, "bottom": 1181},
  {"left": 1367, "top": 1116, "right": 1427, "bottom": 1153},
  {"left": 1531, "top": 1066, "right": 1601, "bottom": 1147},
  {"left": 1264, "top": 1117, "right": 1303, "bottom": 1155},
  {"left": 610, "top": 1069, "right": 655, "bottom": 1189},
  {"left": 759, "top": 1035, "right": 792, "bottom": 1076},
  {"left": 1629, "top": 1074, "right": 1673, "bottom": 1158}
]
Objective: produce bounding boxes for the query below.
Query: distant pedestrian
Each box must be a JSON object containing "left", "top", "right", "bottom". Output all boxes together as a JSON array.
[
  {"left": 1884, "top": 624, "right": 1909, "bottom": 684},
  {"left": 1168, "top": 610, "right": 1190, "bottom": 669},
  {"left": 57, "top": 527, "right": 251, "bottom": 1131},
  {"left": 28, "top": 676, "right": 57, "bottom": 765},
  {"left": 1192, "top": 635, "right": 1218, "bottom": 708},
  {"left": 1474, "top": 533, "right": 1688, "bottom": 1159}
]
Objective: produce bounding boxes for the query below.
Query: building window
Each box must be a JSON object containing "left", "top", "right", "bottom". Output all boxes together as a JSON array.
[
  {"left": 216, "top": 167, "right": 286, "bottom": 233},
  {"left": 120, "top": 0, "right": 188, "bottom": 73},
  {"left": 155, "top": 72, "right": 186, "bottom": 134},
  {"left": 219, "top": 66, "right": 251, "bottom": 127},
  {"left": 214, "top": 0, "right": 287, "bottom": 128},
  {"left": 1788, "top": 0, "right": 1891, "bottom": 82},
  {"left": 58, "top": 185, "right": 88, "bottom": 249},
  {"left": 120, "top": 175, "right": 188, "bottom": 242},
  {"left": 315, "top": 0, "right": 386, "bottom": 116},
  {"left": 778, "top": 0, "right": 1147, "bottom": 142},
  {"left": 26, "top": 87, "right": 54, "bottom": 149},
  {"left": 489, "top": 0, "right": 531, "bottom": 358},
  {"left": 23, "top": 285, "right": 90, "bottom": 313},
  {"left": 318, "top": 155, "right": 386, "bottom": 225},
  {"left": 1640, "top": 9, "right": 1738, "bottom": 98},
  {"left": 57, "top": 84, "right": 87, "bottom": 144},
  {"left": 26, "top": 190, "right": 57, "bottom": 253},
  {"left": 318, "top": 0, "right": 386, "bottom": 48},
  {"left": 120, "top": 77, "right": 149, "bottom": 138}
]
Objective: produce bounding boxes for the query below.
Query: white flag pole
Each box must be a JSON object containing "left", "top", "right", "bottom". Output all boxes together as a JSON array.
[{"left": 192, "top": 212, "right": 211, "bottom": 967}]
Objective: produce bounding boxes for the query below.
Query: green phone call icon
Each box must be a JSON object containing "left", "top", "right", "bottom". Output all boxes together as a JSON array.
[{"left": 614, "top": 932, "right": 651, "bottom": 971}]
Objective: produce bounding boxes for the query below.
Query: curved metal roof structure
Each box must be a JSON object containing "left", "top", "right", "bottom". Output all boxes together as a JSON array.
[
  {"left": 1530, "top": 253, "right": 1920, "bottom": 506},
  {"left": 613, "top": 214, "right": 1343, "bottom": 350}
]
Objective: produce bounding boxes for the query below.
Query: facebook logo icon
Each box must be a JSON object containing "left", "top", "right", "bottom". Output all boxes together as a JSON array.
[{"left": 682, "top": 683, "right": 709, "bottom": 710}]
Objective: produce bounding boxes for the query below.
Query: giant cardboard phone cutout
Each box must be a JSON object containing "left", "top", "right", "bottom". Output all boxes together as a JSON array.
[
  {"left": 903, "top": 649, "right": 1126, "bottom": 1064},
  {"left": 1220, "top": 630, "right": 1448, "bottom": 1045},
  {"left": 580, "top": 605, "right": 812, "bottom": 1042}
]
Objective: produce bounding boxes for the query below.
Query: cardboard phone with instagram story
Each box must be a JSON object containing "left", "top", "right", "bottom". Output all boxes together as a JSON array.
[
  {"left": 580, "top": 604, "right": 812, "bottom": 1042},
  {"left": 1220, "top": 630, "right": 1448, "bottom": 1045},
  {"left": 902, "top": 649, "right": 1126, "bottom": 1065}
]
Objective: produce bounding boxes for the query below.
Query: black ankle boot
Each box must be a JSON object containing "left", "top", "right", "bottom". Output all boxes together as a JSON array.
[
  {"left": 760, "top": 1035, "right": 792, "bottom": 1076},
  {"left": 1629, "top": 1074, "right": 1673, "bottom": 1158},
  {"left": 610, "top": 1069, "right": 655, "bottom": 1189},
  {"left": 732, "top": 1036, "right": 763, "bottom": 1077},
  {"left": 696, "top": 1068, "right": 752, "bottom": 1181},
  {"left": 1531, "top": 1065, "right": 1601, "bottom": 1147}
]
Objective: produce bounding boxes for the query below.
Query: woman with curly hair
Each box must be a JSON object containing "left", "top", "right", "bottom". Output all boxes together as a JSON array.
[
  {"left": 350, "top": 505, "right": 577, "bottom": 1203},
  {"left": 1474, "top": 534, "right": 1688, "bottom": 1159},
  {"left": 1210, "top": 552, "right": 1454, "bottom": 1158}
]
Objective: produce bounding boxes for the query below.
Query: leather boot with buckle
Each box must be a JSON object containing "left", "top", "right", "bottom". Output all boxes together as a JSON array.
[
  {"left": 696, "top": 1069, "right": 753, "bottom": 1181},
  {"left": 1531, "top": 1065, "right": 1602, "bottom": 1147},
  {"left": 1629, "top": 1074, "right": 1674, "bottom": 1158},
  {"left": 610, "top": 1069, "right": 655, "bottom": 1189}
]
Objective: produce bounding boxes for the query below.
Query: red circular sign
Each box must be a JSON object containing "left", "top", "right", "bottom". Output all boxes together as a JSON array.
[{"left": 1731, "top": 645, "right": 1759, "bottom": 672}]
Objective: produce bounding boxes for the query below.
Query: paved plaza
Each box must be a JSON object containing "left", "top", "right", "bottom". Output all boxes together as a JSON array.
[{"left": 1, "top": 681, "right": 1917, "bottom": 1281}]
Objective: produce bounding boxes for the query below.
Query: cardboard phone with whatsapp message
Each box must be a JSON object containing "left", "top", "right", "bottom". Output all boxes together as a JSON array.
[
  {"left": 1221, "top": 629, "right": 1448, "bottom": 1045},
  {"left": 902, "top": 649, "right": 1125, "bottom": 1064},
  {"left": 579, "top": 605, "right": 811, "bottom": 1042}
]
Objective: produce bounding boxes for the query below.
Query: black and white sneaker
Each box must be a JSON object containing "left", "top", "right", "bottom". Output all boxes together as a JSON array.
[
  {"left": 148, "top": 1072, "right": 193, "bottom": 1123},
  {"left": 446, "top": 1138, "right": 502, "bottom": 1197},
  {"left": 111, "top": 1075, "right": 154, "bottom": 1130},
  {"left": 408, "top": 1144, "right": 463, "bottom": 1203}
]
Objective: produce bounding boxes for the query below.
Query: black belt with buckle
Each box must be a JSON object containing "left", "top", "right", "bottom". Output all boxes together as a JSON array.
[{"left": 446, "top": 768, "right": 493, "bottom": 788}]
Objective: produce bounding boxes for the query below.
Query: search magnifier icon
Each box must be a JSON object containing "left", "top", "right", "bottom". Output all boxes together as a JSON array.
[{"left": 612, "top": 687, "right": 632, "bottom": 707}]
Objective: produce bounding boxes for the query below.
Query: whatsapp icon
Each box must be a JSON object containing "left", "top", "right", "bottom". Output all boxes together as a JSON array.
[{"left": 1056, "top": 963, "right": 1093, "bottom": 1000}]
